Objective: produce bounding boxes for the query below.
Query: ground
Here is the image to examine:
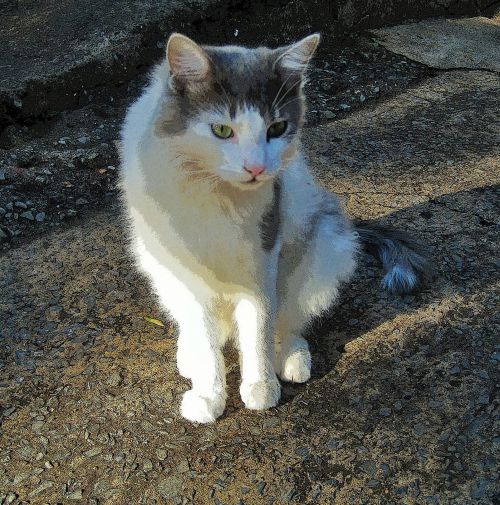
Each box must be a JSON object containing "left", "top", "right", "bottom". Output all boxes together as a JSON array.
[{"left": 0, "top": 4, "right": 499, "bottom": 505}]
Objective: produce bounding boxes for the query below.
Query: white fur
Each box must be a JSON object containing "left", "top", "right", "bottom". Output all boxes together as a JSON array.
[{"left": 120, "top": 56, "right": 358, "bottom": 423}]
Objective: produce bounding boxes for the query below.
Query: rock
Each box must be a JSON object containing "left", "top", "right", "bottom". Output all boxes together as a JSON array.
[
  {"left": 157, "top": 476, "right": 182, "bottom": 500},
  {"left": 20, "top": 211, "right": 34, "bottom": 221},
  {"left": 156, "top": 449, "right": 167, "bottom": 460},
  {"left": 143, "top": 458, "right": 153, "bottom": 472},
  {"left": 67, "top": 489, "right": 83, "bottom": 500},
  {"left": 379, "top": 407, "right": 392, "bottom": 416},
  {"left": 324, "top": 110, "right": 336, "bottom": 119},
  {"left": 4, "top": 492, "right": 18, "bottom": 504},
  {"left": 5, "top": 202, "right": 13, "bottom": 211},
  {"left": 0, "top": 171, "right": 6, "bottom": 181},
  {"left": 84, "top": 447, "right": 102, "bottom": 457},
  {"left": 414, "top": 423, "right": 427, "bottom": 436},
  {"left": 35, "top": 212, "right": 46, "bottom": 222},
  {"left": 14, "top": 201, "right": 27, "bottom": 209},
  {"left": 28, "top": 480, "right": 53, "bottom": 497},
  {"left": 0, "top": 208, "right": 6, "bottom": 216},
  {"left": 76, "top": 197, "right": 89, "bottom": 206},
  {"left": 106, "top": 371, "right": 122, "bottom": 386}
]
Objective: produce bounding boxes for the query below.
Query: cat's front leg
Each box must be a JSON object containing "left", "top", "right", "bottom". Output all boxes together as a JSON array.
[
  {"left": 234, "top": 296, "right": 281, "bottom": 410},
  {"left": 176, "top": 306, "right": 227, "bottom": 423}
]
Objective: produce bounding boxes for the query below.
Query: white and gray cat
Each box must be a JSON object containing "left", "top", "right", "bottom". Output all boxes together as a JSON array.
[{"left": 119, "top": 33, "right": 428, "bottom": 423}]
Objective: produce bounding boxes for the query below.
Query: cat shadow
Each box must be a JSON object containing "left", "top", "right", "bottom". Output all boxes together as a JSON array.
[{"left": 275, "top": 183, "right": 499, "bottom": 406}]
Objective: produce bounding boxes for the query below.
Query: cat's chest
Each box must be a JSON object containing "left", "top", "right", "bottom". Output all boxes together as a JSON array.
[{"left": 164, "top": 207, "right": 267, "bottom": 287}]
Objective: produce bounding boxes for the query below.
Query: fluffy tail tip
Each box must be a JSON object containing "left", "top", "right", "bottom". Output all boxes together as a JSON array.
[{"left": 381, "top": 265, "right": 419, "bottom": 295}]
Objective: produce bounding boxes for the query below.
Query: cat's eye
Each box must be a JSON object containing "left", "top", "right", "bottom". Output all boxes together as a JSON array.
[
  {"left": 211, "top": 124, "right": 234, "bottom": 139},
  {"left": 267, "top": 121, "right": 288, "bottom": 140}
]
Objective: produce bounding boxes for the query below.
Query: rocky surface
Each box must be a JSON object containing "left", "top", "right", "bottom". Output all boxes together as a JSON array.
[{"left": 0, "top": 66, "right": 499, "bottom": 504}]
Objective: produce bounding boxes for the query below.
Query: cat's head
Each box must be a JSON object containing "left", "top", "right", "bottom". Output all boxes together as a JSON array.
[{"left": 158, "top": 33, "right": 319, "bottom": 190}]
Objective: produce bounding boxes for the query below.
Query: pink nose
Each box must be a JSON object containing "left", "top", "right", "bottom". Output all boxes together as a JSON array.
[{"left": 244, "top": 165, "right": 265, "bottom": 177}]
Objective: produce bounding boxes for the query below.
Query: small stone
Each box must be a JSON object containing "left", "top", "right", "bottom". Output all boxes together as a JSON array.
[
  {"left": 143, "top": 458, "right": 153, "bottom": 472},
  {"left": 324, "top": 110, "right": 335, "bottom": 119},
  {"left": 32, "top": 420, "right": 44, "bottom": 433},
  {"left": 78, "top": 137, "right": 89, "bottom": 144},
  {"left": 106, "top": 371, "right": 122, "bottom": 387},
  {"left": 156, "top": 449, "right": 167, "bottom": 460},
  {"left": 67, "top": 209, "right": 77, "bottom": 217},
  {"left": 20, "top": 211, "right": 34, "bottom": 221},
  {"left": 44, "top": 461, "right": 53, "bottom": 469},
  {"left": 6, "top": 202, "right": 13, "bottom": 211},
  {"left": 84, "top": 447, "right": 102, "bottom": 457},
  {"left": 339, "top": 103, "right": 350, "bottom": 110},
  {"left": 476, "top": 394, "right": 489, "bottom": 405},
  {"left": 13, "top": 472, "right": 29, "bottom": 485},
  {"left": 4, "top": 492, "right": 17, "bottom": 504},
  {"left": 393, "top": 400, "right": 403, "bottom": 411},
  {"left": 0, "top": 170, "right": 6, "bottom": 181},
  {"left": 379, "top": 407, "right": 391, "bottom": 417},
  {"left": 75, "top": 197, "right": 89, "bottom": 206},
  {"left": 0, "top": 207, "right": 5, "bottom": 216},
  {"left": 157, "top": 476, "right": 182, "bottom": 500},
  {"left": 28, "top": 480, "right": 53, "bottom": 497},
  {"left": 359, "top": 94, "right": 366, "bottom": 102},
  {"left": 414, "top": 424, "right": 427, "bottom": 436},
  {"left": 67, "top": 489, "right": 83, "bottom": 500},
  {"left": 15, "top": 201, "right": 27, "bottom": 209},
  {"left": 449, "top": 365, "right": 461, "bottom": 374},
  {"left": 35, "top": 212, "right": 46, "bottom": 222}
]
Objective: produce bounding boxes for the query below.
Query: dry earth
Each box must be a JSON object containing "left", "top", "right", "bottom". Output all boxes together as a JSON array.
[{"left": 0, "top": 7, "right": 499, "bottom": 504}]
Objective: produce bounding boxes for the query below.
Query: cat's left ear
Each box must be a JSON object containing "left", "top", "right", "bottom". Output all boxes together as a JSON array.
[
  {"left": 274, "top": 33, "right": 320, "bottom": 76},
  {"left": 166, "top": 33, "right": 212, "bottom": 90}
]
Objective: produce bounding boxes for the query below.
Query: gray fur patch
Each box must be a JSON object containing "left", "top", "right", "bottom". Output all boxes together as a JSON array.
[
  {"left": 157, "top": 44, "right": 306, "bottom": 137},
  {"left": 260, "top": 180, "right": 281, "bottom": 251}
]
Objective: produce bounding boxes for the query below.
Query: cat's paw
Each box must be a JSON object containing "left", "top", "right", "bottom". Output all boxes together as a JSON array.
[
  {"left": 279, "top": 349, "right": 311, "bottom": 383},
  {"left": 240, "top": 379, "right": 281, "bottom": 410},
  {"left": 180, "top": 389, "right": 226, "bottom": 423}
]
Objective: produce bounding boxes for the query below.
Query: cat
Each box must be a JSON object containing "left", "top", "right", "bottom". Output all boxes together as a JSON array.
[{"left": 119, "top": 33, "right": 428, "bottom": 423}]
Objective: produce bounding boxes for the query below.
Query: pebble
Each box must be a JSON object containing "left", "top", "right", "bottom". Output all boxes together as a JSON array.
[
  {"left": 76, "top": 197, "right": 89, "bottom": 206},
  {"left": 324, "top": 110, "right": 336, "bottom": 119},
  {"left": 5, "top": 202, "right": 13, "bottom": 210},
  {"left": 0, "top": 207, "right": 6, "bottom": 216},
  {"left": 84, "top": 447, "right": 102, "bottom": 457},
  {"left": 4, "top": 493, "right": 17, "bottom": 504},
  {"left": 379, "top": 407, "right": 392, "bottom": 417},
  {"left": 28, "top": 480, "right": 53, "bottom": 497},
  {"left": 414, "top": 424, "right": 427, "bottom": 436},
  {"left": 66, "top": 489, "right": 83, "bottom": 500},
  {"left": 20, "top": 211, "right": 34, "bottom": 221},
  {"left": 35, "top": 212, "right": 46, "bottom": 222},
  {"left": 0, "top": 170, "right": 6, "bottom": 181},
  {"left": 15, "top": 201, "right": 27, "bottom": 209},
  {"left": 106, "top": 371, "right": 122, "bottom": 386},
  {"left": 156, "top": 448, "right": 167, "bottom": 460},
  {"left": 157, "top": 476, "right": 182, "bottom": 500},
  {"left": 143, "top": 458, "right": 153, "bottom": 472},
  {"left": 78, "top": 136, "right": 89, "bottom": 144}
]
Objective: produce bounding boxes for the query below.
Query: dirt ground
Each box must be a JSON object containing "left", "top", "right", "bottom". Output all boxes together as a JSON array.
[{"left": 1, "top": 6, "right": 499, "bottom": 505}]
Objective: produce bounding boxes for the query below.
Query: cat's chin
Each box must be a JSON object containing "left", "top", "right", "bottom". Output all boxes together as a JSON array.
[{"left": 232, "top": 178, "right": 272, "bottom": 191}]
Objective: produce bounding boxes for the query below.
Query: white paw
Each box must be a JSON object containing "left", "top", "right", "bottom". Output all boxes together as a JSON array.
[
  {"left": 240, "top": 379, "right": 281, "bottom": 410},
  {"left": 279, "top": 349, "right": 311, "bottom": 383},
  {"left": 180, "top": 389, "right": 226, "bottom": 423}
]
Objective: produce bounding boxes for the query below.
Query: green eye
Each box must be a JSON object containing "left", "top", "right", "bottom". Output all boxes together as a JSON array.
[
  {"left": 211, "top": 124, "right": 234, "bottom": 139},
  {"left": 267, "top": 120, "right": 288, "bottom": 140}
]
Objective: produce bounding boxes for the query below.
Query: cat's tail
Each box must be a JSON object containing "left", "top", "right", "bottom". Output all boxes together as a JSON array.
[{"left": 354, "top": 221, "right": 431, "bottom": 294}]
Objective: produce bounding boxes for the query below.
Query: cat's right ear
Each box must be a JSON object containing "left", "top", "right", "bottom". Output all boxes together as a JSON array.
[{"left": 166, "top": 33, "right": 211, "bottom": 90}]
